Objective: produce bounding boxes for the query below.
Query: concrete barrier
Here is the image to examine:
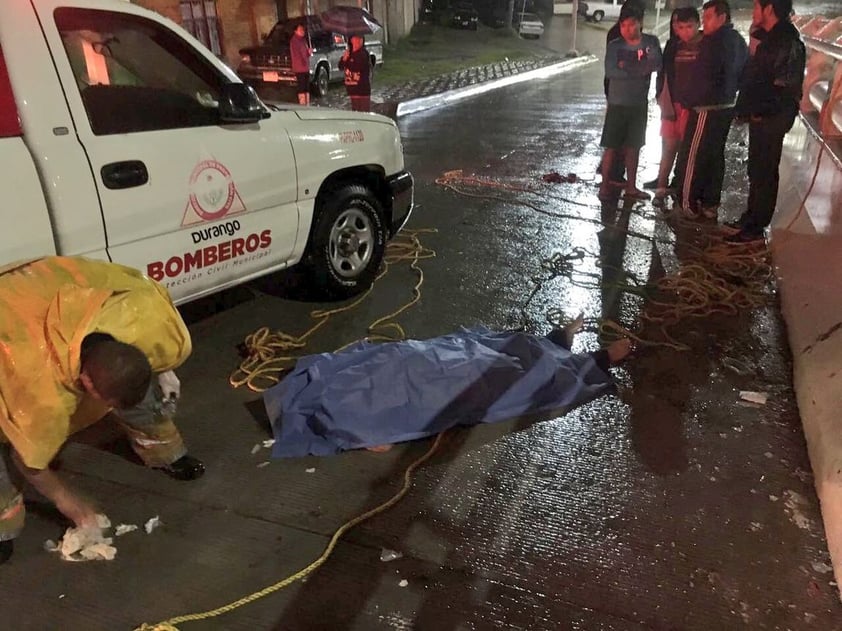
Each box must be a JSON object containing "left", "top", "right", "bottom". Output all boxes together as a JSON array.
[{"left": 771, "top": 114, "right": 842, "bottom": 599}]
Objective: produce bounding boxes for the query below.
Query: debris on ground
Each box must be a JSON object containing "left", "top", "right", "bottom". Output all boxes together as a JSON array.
[
  {"left": 144, "top": 516, "right": 162, "bottom": 534},
  {"left": 115, "top": 524, "right": 138, "bottom": 537},
  {"left": 739, "top": 391, "right": 768, "bottom": 405},
  {"left": 262, "top": 439, "right": 276, "bottom": 448},
  {"left": 380, "top": 548, "right": 403, "bottom": 562},
  {"left": 305, "top": 467, "right": 316, "bottom": 473},
  {"left": 250, "top": 444, "right": 261, "bottom": 455},
  {"left": 257, "top": 461, "right": 270, "bottom": 468},
  {"left": 46, "top": 514, "right": 116, "bottom": 562},
  {"left": 398, "top": 579, "right": 409, "bottom": 587},
  {"left": 541, "top": 170, "right": 579, "bottom": 184}
]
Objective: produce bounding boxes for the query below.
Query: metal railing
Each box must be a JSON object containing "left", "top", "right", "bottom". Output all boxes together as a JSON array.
[{"left": 794, "top": 15, "right": 842, "bottom": 138}]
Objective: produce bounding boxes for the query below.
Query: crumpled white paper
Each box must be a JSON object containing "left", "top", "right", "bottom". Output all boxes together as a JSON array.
[
  {"left": 47, "top": 514, "right": 116, "bottom": 562},
  {"left": 144, "top": 516, "right": 161, "bottom": 534},
  {"left": 115, "top": 524, "right": 138, "bottom": 537},
  {"left": 46, "top": 514, "right": 162, "bottom": 561},
  {"left": 380, "top": 548, "right": 403, "bottom": 562}
]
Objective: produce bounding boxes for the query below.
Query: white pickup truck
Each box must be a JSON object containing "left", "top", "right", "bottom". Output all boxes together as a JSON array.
[{"left": 0, "top": 0, "right": 414, "bottom": 303}]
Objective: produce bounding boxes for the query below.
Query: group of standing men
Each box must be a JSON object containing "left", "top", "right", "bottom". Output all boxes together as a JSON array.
[
  {"left": 290, "top": 23, "right": 373, "bottom": 112},
  {"left": 598, "top": 0, "right": 806, "bottom": 245}
]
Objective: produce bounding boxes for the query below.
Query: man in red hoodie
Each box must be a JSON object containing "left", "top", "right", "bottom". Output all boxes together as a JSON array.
[
  {"left": 339, "top": 35, "right": 371, "bottom": 112},
  {"left": 290, "top": 23, "right": 313, "bottom": 106}
]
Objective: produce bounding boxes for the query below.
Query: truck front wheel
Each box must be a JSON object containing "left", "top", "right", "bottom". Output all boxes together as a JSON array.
[{"left": 308, "top": 184, "right": 386, "bottom": 298}]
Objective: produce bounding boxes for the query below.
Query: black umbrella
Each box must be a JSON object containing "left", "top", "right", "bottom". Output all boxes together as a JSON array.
[{"left": 319, "top": 6, "right": 382, "bottom": 36}]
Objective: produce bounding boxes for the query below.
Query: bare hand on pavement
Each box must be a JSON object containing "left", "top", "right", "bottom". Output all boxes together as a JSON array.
[{"left": 55, "top": 490, "right": 99, "bottom": 528}]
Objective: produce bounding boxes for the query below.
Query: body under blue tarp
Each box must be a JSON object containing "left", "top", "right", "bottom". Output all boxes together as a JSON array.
[{"left": 264, "top": 327, "right": 615, "bottom": 458}]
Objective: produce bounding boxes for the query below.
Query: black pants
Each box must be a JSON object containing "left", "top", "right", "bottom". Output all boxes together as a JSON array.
[
  {"left": 675, "top": 107, "right": 734, "bottom": 210},
  {"left": 738, "top": 112, "right": 796, "bottom": 235}
]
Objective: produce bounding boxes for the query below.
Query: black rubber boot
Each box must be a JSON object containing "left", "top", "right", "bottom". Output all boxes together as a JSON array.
[
  {"left": 0, "top": 540, "right": 13, "bottom": 565},
  {"left": 161, "top": 455, "right": 205, "bottom": 481}
]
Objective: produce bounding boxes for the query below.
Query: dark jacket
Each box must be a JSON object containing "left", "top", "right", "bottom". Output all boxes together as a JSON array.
[
  {"left": 736, "top": 20, "right": 806, "bottom": 118},
  {"left": 604, "top": 34, "right": 662, "bottom": 106},
  {"left": 338, "top": 47, "right": 371, "bottom": 97},
  {"left": 684, "top": 22, "right": 748, "bottom": 109}
]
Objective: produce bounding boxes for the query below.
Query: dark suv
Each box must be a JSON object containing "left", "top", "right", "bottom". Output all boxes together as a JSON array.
[
  {"left": 449, "top": 2, "right": 479, "bottom": 30},
  {"left": 238, "top": 15, "right": 383, "bottom": 98}
]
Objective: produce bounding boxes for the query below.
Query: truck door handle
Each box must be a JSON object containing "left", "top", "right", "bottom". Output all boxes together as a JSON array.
[{"left": 101, "top": 161, "right": 149, "bottom": 189}]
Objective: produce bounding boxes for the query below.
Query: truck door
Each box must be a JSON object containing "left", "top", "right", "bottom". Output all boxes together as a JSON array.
[{"left": 35, "top": 3, "right": 302, "bottom": 302}]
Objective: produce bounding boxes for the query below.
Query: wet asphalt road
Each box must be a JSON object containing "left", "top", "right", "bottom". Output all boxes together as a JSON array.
[{"left": 3, "top": 23, "right": 842, "bottom": 631}]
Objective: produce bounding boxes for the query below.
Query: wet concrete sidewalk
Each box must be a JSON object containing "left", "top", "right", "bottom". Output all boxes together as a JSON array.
[
  {"left": 2, "top": 16, "right": 842, "bottom": 631},
  {"left": 318, "top": 54, "right": 567, "bottom": 115}
]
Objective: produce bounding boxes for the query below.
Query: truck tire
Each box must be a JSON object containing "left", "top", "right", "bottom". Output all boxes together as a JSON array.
[
  {"left": 312, "top": 64, "right": 329, "bottom": 98},
  {"left": 308, "top": 184, "right": 386, "bottom": 298},
  {"left": 592, "top": 10, "right": 604, "bottom": 22}
]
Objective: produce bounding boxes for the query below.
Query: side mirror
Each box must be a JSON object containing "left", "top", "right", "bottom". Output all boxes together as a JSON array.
[{"left": 219, "top": 83, "right": 267, "bottom": 123}]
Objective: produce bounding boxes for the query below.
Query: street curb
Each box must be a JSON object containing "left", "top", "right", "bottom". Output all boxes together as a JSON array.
[{"left": 395, "top": 55, "right": 598, "bottom": 118}]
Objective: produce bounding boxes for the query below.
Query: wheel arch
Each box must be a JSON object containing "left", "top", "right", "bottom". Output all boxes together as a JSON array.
[{"left": 304, "top": 165, "right": 392, "bottom": 254}]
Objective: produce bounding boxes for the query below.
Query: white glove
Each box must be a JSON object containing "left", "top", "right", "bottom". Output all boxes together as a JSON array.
[{"left": 157, "top": 370, "right": 181, "bottom": 401}]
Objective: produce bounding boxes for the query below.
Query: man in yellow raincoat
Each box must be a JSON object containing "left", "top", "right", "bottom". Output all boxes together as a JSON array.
[{"left": 0, "top": 256, "right": 204, "bottom": 565}]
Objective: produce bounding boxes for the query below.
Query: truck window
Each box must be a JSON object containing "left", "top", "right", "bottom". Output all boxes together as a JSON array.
[{"left": 54, "top": 8, "right": 226, "bottom": 136}]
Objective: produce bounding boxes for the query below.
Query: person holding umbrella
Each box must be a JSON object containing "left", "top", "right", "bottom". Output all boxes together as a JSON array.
[
  {"left": 290, "top": 23, "right": 313, "bottom": 106},
  {"left": 339, "top": 35, "right": 371, "bottom": 112}
]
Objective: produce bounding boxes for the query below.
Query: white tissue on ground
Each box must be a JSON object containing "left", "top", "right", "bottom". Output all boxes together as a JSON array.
[
  {"left": 380, "top": 548, "right": 403, "bottom": 562},
  {"left": 144, "top": 516, "right": 161, "bottom": 534}
]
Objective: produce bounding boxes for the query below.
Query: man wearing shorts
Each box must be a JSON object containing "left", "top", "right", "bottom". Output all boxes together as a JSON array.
[
  {"left": 598, "top": 6, "right": 662, "bottom": 201},
  {"left": 290, "top": 23, "right": 313, "bottom": 106}
]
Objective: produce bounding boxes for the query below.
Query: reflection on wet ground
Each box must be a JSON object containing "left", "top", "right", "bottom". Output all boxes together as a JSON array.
[{"left": 394, "top": 59, "right": 839, "bottom": 627}]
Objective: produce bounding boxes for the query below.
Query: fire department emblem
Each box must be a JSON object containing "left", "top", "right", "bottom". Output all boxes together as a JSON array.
[{"left": 181, "top": 159, "right": 246, "bottom": 226}]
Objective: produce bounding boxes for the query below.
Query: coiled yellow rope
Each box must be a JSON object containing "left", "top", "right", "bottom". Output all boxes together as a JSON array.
[
  {"left": 134, "top": 431, "right": 447, "bottom": 631},
  {"left": 229, "top": 229, "right": 436, "bottom": 392},
  {"left": 437, "top": 169, "right": 773, "bottom": 352}
]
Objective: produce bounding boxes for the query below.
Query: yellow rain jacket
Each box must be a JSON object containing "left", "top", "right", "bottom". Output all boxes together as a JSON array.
[{"left": 0, "top": 257, "right": 191, "bottom": 469}]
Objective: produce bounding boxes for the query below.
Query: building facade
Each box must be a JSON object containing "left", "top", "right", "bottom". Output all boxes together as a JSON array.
[{"left": 132, "top": 0, "right": 417, "bottom": 70}]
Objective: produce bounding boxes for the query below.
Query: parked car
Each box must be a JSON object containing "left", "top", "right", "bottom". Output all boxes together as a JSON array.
[
  {"left": 238, "top": 15, "right": 383, "bottom": 98},
  {"left": 448, "top": 2, "right": 479, "bottom": 30},
  {"left": 513, "top": 12, "right": 545, "bottom": 38},
  {"left": 582, "top": 0, "right": 627, "bottom": 22},
  {"left": 584, "top": 0, "right": 662, "bottom": 23},
  {"left": 419, "top": 0, "right": 445, "bottom": 23},
  {"left": 554, "top": 0, "right": 590, "bottom": 17},
  {"left": 1, "top": 0, "right": 413, "bottom": 302}
]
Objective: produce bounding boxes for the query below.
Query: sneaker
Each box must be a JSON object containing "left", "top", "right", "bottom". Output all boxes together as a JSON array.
[
  {"left": 724, "top": 230, "right": 765, "bottom": 244},
  {"left": 642, "top": 177, "right": 659, "bottom": 190},
  {"left": 0, "top": 540, "right": 13, "bottom": 565},
  {"left": 161, "top": 454, "right": 206, "bottom": 481},
  {"left": 624, "top": 187, "right": 650, "bottom": 200}
]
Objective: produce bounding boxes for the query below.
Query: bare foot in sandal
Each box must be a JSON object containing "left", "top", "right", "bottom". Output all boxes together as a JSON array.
[{"left": 366, "top": 444, "right": 394, "bottom": 453}]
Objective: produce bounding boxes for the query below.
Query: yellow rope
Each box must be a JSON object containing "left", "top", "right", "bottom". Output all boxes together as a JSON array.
[
  {"left": 435, "top": 170, "right": 773, "bottom": 352},
  {"left": 229, "top": 229, "right": 436, "bottom": 392},
  {"left": 134, "top": 431, "right": 447, "bottom": 631}
]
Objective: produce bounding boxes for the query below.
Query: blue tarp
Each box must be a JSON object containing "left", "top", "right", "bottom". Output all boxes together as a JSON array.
[{"left": 264, "top": 327, "right": 615, "bottom": 458}]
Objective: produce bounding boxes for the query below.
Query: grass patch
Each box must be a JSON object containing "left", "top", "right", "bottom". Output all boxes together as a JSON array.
[{"left": 374, "top": 23, "right": 548, "bottom": 87}]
